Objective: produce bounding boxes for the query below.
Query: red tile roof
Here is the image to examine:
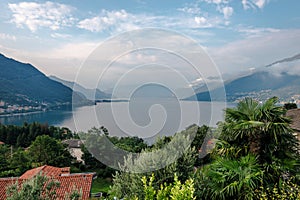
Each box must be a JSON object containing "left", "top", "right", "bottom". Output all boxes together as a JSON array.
[
  {"left": 0, "top": 141, "right": 4, "bottom": 145},
  {"left": 0, "top": 166, "right": 94, "bottom": 200},
  {"left": 56, "top": 174, "right": 93, "bottom": 200},
  {"left": 20, "top": 165, "right": 70, "bottom": 179},
  {"left": 0, "top": 178, "right": 20, "bottom": 199}
]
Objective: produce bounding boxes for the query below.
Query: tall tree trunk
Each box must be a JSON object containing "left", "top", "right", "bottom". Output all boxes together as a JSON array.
[{"left": 249, "top": 133, "right": 261, "bottom": 156}]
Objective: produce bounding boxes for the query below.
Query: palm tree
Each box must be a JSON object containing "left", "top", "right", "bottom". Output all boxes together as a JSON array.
[
  {"left": 221, "top": 97, "right": 297, "bottom": 161},
  {"left": 199, "top": 154, "right": 262, "bottom": 200},
  {"left": 201, "top": 97, "right": 300, "bottom": 199}
]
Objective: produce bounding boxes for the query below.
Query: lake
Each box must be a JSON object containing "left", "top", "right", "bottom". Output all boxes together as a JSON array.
[{"left": 0, "top": 100, "right": 229, "bottom": 141}]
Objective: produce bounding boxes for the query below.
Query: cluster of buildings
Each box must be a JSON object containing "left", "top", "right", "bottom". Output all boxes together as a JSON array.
[
  {"left": 0, "top": 101, "right": 44, "bottom": 115},
  {"left": 290, "top": 95, "right": 300, "bottom": 105},
  {"left": 232, "top": 93, "right": 300, "bottom": 106}
]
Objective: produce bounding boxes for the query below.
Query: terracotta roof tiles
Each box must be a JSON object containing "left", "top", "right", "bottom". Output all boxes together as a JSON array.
[
  {"left": 0, "top": 166, "right": 93, "bottom": 200},
  {"left": 20, "top": 165, "right": 70, "bottom": 179},
  {"left": 0, "top": 178, "right": 20, "bottom": 199}
]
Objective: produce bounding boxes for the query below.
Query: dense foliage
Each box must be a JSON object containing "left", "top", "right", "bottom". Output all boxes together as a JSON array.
[
  {"left": 0, "top": 122, "right": 74, "bottom": 147},
  {"left": 28, "top": 135, "right": 74, "bottom": 167},
  {"left": 109, "top": 125, "right": 208, "bottom": 199},
  {"left": 140, "top": 173, "right": 196, "bottom": 200},
  {"left": 0, "top": 122, "right": 76, "bottom": 177},
  {"left": 192, "top": 97, "right": 300, "bottom": 200},
  {"left": 284, "top": 102, "right": 298, "bottom": 110}
]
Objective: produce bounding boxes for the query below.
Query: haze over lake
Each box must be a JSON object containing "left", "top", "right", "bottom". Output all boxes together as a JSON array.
[{"left": 0, "top": 101, "right": 228, "bottom": 142}]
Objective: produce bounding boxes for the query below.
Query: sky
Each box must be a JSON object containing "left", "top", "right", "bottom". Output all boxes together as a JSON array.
[{"left": 0, "top": 0, "right": 299, "bottom": 92}]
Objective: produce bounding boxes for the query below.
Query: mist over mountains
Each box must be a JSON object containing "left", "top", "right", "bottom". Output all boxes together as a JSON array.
[{"left": 188, "top": 53, "right": 300, "bottom": 102}]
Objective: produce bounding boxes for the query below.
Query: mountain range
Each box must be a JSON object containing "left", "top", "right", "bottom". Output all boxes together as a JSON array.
[
  {"left": 0, "top": 53, "right": 92, "bottom": 110},
  {"left": 187, "top": 53, "right": 300, "bottom": 102},
  {"left": 49, "top": 76, "right": 111, "bottom": 100},
  {"left": 1, "top": 51, "right": 299, "bottom": 108}
]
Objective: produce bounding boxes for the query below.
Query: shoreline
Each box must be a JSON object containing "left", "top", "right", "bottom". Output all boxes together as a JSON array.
[{"left": 0, "top": 110, "right": 45, "bottom": 117}]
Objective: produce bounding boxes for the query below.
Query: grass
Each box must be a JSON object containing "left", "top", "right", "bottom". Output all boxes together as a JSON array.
[{"left": 91, "top": 177, "right": 112, "bottom": 194}]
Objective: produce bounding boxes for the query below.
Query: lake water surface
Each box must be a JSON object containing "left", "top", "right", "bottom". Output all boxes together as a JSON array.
[{"left": 0, "top": 101, "right": 229, "bottom": 141}]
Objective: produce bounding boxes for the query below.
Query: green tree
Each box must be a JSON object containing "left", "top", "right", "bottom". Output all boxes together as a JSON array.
[
  {"left": 221, "top": 97, "right": 299, "bottom": 163},
  {"left": 8, "top": 148, "right": 30, "bottom": 176},
  {"left": 28, "top": 135, "right": 74, "bottom": 167},
  {"left": 6, "top": 174, "right": 82, "bottom": 200},
  {"left": 197, "top": 97, "right": 300, "bottom": 199},
  {"left": 109, "top": 127, "right": 197, "bottom": 199},
  {"left": 284, "top": 102, "right": 297, "bottom": 110},
  {"left": 6, "top": 174, "right": 60, "bottom": 200},
  {"left": 197, "top": 154, "right": 262, "bottom": 200},
  {"left": 0, "top": 144, "right": 10, "bottom": 172}
]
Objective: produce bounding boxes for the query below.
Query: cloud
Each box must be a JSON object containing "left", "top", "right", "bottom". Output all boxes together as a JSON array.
[
  {"left": 8, "top": 1, "right": 75, "bottom": 32},
  {"left": 78, "top": 9, "right": 226, "bottom": 33},
  {"left": 237, "top": 27, "right": 280, "bottom": 38},
  {"left": 182, "top": 0, "right": 234, "bottom": 24},
  {"left": 253, "top": 0, "right": 269, "bottom": 9},
  {"left": 222, "top": 6, "right": 234, "bottom": 19},
  {"left": 265, "top": 59, "right": 300, "bottom": 77},
  {"left": 242, "top": 0, "right": 269, "bottom": 10},
  {"left": 208, "top": 29, "right": 300, "bottom": 74},
  {"left": 77, "top": 9, "right": 138, "bottom": 33},
  {"left": 50, "top": 33, "right": 72, "bottom": 39},
  {"left": 203, "top": 0, "right": 228, "bottom": 4},
  {"left": 178, "top": 6, "right": 201, "bottom": 14},
  {"left": 0, "top": 33, "right": 16, "bottom": 41},
  {"left": 194, "top": 17, "right": 212, "bottom": 27},
  {"left": 177, "top": 2, "right": 201, "bottom": 14},
  {"left": 46, "top": 42, "right": 98, "bottom": 59},
  {"left": 188, "top": 77, "right": 204, "bottom": 87}
]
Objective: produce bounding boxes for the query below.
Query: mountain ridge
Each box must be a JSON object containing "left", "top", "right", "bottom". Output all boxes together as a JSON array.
[
  {"left": 0, "top": 53, "right": 92, "bottom": 114},
  {"left": 187, "top": 53, "right": 300, "bottom": 102},
  {"left": 49, "top": 75, "right": 111, "bottom": 100}
]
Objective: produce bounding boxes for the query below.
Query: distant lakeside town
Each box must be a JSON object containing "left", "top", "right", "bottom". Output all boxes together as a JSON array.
[{"left": 1, "top": 93, "right": 300, "bottom": 116}]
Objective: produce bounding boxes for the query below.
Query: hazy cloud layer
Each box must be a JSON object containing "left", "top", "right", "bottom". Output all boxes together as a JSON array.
[
  {"left": 0, "top": 33, "right": 16, "bottom": 41},
  {"left": 8, "top": 1, "right": 75, "bottom": 32}
]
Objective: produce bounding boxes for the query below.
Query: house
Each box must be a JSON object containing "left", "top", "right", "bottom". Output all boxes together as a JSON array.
[
  {"left": 0, "top": 141, "right": 4, "bottom": 145},
  {"left": 63, "top": 139, "right": 85, "bottom": 164},
  {"left": 286, "top": 108, "right": 300, "bottom": 140},
  {"left": 0, "top": 165, "right": 95, "bottom": 200}
]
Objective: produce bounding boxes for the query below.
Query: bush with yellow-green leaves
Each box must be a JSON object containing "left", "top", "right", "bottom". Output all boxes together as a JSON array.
[
  {"left": 133, "top": 173, "right": 195, "bottom": 200},
  {"left": 257, "top": 179, "right": 300, "bottom": 200}
]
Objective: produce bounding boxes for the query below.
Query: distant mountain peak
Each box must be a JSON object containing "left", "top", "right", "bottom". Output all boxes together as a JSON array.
[
  {"left": 265, "top": 53, "right": 300, "bottom": 68},
  {"left": 49, "top": 75, "right": 111, "bottom": 100}
]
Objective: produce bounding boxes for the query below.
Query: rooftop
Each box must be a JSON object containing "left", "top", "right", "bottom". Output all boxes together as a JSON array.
[
  {"left": 0, "top": 165, "right": 94, "bottom": 200},
  {"left": 63, "top": 139, "right": 83, "bottom": 148}
]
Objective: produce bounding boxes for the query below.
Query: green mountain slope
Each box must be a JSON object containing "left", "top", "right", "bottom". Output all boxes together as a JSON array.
[{"left": 0, "top": 53, "right": 91, "bottom": 108}]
